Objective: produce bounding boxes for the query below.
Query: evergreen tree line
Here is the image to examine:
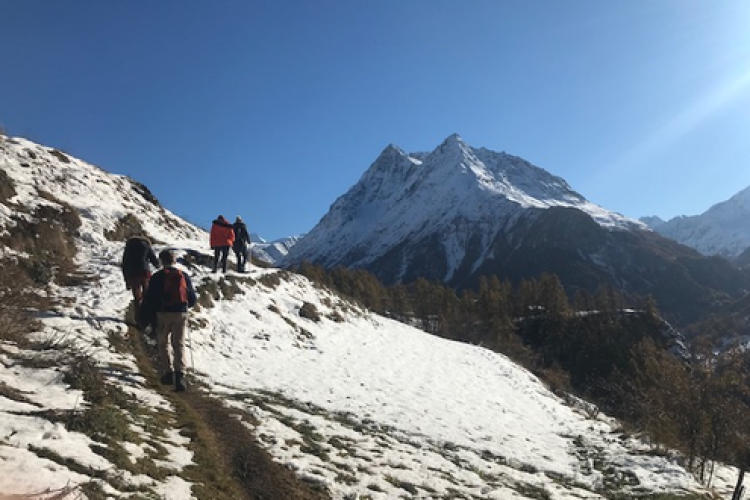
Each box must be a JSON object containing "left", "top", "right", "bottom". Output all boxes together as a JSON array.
[{"left": 294, "top": 261, "right": 750, "bottom": 479}]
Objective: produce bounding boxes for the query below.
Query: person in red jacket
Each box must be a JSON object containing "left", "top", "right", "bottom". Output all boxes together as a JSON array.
[{"left": 209, "top": 215, "right": 235, "bottom": 273}]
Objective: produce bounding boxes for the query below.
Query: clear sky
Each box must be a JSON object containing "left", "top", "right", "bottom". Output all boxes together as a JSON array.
[{"left": 2, "top": 1, "right": 750, "bottom": 240}]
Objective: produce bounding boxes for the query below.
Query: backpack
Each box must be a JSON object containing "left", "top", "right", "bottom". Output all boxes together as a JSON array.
[{"left": 163, "top": 268, "right": 188, "bottom": 307}]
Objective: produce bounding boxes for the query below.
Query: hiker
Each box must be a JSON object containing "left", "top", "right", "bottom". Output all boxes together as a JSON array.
[
  {"left": 232, "top": 216, "right": 251, "bottom": 273},
  {"left": 209, "top": 215, "right": 234, "bottom": 273},
  {"left": 139, "top": 249, "right": 197, "bottom": 392},
  {"left": 121, "top": 235, "right": 159, "bottom": 319}
]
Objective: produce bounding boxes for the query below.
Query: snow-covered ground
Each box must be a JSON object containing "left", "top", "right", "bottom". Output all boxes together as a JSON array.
[{"left": 0, "top": 136, "right": 739, "bottom": 498}]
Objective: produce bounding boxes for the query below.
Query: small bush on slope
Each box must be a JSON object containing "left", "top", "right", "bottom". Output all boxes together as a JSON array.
[
  {"left": 0, "top": 169, "right": 16, "bottom": 203},
  {"left": 104, "top": 213, "right": 149, "bottom": 242},
  {"left": 0, "top": 259, "right": 46, "bottom": 343},
  {"left": 0, "top": 193, "right": 81, "bottom": 286}
]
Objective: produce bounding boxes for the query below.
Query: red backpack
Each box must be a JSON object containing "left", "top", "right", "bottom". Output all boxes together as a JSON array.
[{"left": 163, "top": 268, "right": 188, "bottom": 306}]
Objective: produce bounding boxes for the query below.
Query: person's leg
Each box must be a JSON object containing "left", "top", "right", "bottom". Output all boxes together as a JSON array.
[
  {"left": 134, "top": 273, "right": 149, "bottom": 304},
  {"left": 126, "top": 273, "right": 147, "bottom": 321},
  {"left": 171, "top": 313, "right": 189, "bottom": 391},
  {"left": 220, "top": 247, "right": 229, "bottom": 273},
  {"left": 233, "top": 248, "right": 242, "bottom": 272},
  {"left": 212, "top": 248, "right": 220, "bottom": 272},
  {"left": 125, "top": 275, "right": 139, "bottom": 321},
  {"left": 171, "top": 313, "right": 188, "bottom": 374},
  {"left": 157, "top": 312, "right": 175, "bottom": 384},
  {"left": 240, "top": 246, "right": 247, "bottom": 271}
]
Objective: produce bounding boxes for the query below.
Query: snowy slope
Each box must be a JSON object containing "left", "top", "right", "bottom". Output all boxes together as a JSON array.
[
  {"left": 0, "top": 136, "right": 737, "bottom": 499},
  {"left": 283, "top": 134, "right": 644, "bottom": 282},
  {"left": 641, "top": 185, "right": 750, "bottom": 258}
]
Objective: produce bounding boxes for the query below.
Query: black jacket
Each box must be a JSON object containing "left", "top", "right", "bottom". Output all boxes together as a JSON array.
[
  {"left": 122, "top": 237, "right": 159, "bottom": 279},
  {"left": 233, "top": 221, "right": 251, "bottom": 250}
]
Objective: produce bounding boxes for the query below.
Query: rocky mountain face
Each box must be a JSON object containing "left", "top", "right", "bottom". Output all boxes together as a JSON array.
[
  {"left": 641, "top": 186, "right": 750, "bottom": 259},
  {"left": 283, "top": 135, "right": 750, "bottom": 325}
]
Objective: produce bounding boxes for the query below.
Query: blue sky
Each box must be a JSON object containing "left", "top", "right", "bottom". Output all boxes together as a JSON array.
[{"left": 2, "top": 1, "right": 750, "bottom": 240}]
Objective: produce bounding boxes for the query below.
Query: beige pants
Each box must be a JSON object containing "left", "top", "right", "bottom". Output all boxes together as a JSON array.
[{"left": 157, "top": 312, "right": 189, "bottom": 374}]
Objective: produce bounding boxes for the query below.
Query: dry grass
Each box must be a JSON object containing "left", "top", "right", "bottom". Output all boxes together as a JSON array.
[
  {"left": 0, "top": 259, "right": 47, "bottom": 343},
  {"left": 104, "top": 213, "right": 148, "bottom": 242},
  {"left": 0, "top": 168, "right": 16, "bottom": 203},
  {"left": 1, "top": 194, "right": 81, "bottom": 286}
]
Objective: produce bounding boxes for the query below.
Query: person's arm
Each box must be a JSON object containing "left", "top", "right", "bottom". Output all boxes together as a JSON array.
[
  {"left": 121, "top": 248, "right": 129, "bottom": 281},
  {"left": 138, "top": 272, "right": 162, "bottom": 328},
  {"left": 148, "top": 248, "right": 159, "bottom": 268}
]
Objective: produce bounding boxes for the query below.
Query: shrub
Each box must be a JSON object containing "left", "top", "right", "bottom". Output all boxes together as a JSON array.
[
  {"left": 104, "top": 213, "right": 147, "bottom": 242},
  {"left": 0, "top": 259, "right": 46, "bottom": 343},
  {"left": 128, "top": 178, "right": 160, "bottom": 206},
  {"left": 2, "top": 197, "right": 81, "bottom": 286},
  {"left": 196, "top": 279, "right": 219, "bottom": 309},
  {"left": 299, "top": 302, "right": 321, "bottom": 322},
  {"left": 259, "top": 272, "right": 282, "bottom": 289},
  {"left": 218, "top": 277, "right": 244, "bottom": 300},
  {"left": 48, "top": 149, "right": 71, "bottom": 163},
  {"left": 0, "top": 168, "right": 16, "bottom": 203}
]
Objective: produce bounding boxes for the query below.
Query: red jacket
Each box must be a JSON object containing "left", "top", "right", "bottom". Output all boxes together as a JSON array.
[{"left": 210, "top": 218, "right": 235, "bottom": 248}]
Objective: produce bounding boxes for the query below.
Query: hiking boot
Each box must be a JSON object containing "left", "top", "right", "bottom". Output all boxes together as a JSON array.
[
  {"left": 143, "top": 324, "right": 157, "bottom": 339},
  {"left": 175, "top": 372, "right": 186, "bottom": 392},
  {"left": 159, "top": 371, "right": 174, "bottom": 385}
]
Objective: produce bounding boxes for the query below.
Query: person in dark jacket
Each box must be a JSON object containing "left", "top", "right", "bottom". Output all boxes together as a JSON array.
[
  {"left": 121, "top": 235, "right": 159, "bottom": 318},
  {"left": 139, "top": 249, "right": 197, "bottom": 392},
  {"left": 209, "top": 215, "right": 234, "bottom": 273},
  {"left": 232, "top": 216, "right": 251, "bottom": 273}
]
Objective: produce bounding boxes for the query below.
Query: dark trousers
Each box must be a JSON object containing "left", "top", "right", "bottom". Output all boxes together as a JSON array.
[
  {"left": 234, "top": 244, "right": 247, "bottom": 272},
  {"left": 213, "top": 246, "right": 229, "bottom": 273},
  {"left": 125, "top": 272, "right": 151, "bottom": 317}
]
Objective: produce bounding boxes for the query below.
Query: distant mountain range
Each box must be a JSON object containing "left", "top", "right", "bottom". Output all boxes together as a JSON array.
[
  {"left": 640, "top": 186, "right": 750, "bottom": 261},
  {"left": 250, "top": 233, "right": 301, "bottom": 264},
  {"left": 282, "top": 134, "right": 750, "bottom": 325}
]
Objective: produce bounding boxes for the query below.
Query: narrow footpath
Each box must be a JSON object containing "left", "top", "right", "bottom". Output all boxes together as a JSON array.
[{"left": 125, "top": 322, "right": 330, "bottom": 500}]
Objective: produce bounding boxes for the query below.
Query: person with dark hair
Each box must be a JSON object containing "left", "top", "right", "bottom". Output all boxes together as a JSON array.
[
  {"left": 121, "top": 235, "right": 159, "bottom": 319},
  {"left": 139, "top": 249, "right": 197, "bottom": 392},
  {"left": 209, "top": 215, "right": 234, "bottom": 273},
  {"left": 232, "top": 216, "right": 251, "bottom": 273}
]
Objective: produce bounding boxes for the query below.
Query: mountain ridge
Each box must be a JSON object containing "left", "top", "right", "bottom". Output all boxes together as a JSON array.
[{"left": 641, "top": 185, "right": 750, "bottom": 259}]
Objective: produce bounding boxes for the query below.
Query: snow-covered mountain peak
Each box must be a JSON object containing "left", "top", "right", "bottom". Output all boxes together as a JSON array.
[
  {"left": 642, "top": 184, "right": 750, "bottom": 258},
  {"left": 431, "top": 132, "right": 471, "bottom": 156},
  {"left": 284, "top": 135, "right": 643, "bottom": 277},
  {"left": 725, "top": 185, "right": 750, "bottom": 210},
  {"left": 361, "top": 143, "right": 420, "bottom": 188},
  {"left": 422, "top": 133, "right": 483, "bottom": 176}
]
